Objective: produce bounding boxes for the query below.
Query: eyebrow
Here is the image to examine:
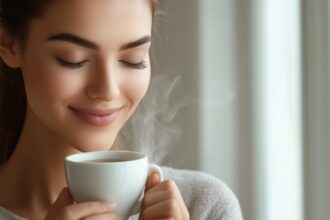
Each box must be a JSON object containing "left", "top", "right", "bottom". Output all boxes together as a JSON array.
[{"left": 47, "top": 33, "right": 151, "bottom": 51}]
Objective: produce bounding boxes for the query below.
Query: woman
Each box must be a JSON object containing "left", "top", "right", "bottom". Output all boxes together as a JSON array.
[{"left": 0, "top": 0, "right": 243, "bottom": 219}]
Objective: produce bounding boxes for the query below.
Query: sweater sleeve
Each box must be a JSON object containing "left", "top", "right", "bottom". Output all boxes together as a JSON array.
[
  {"left": 161, "top": 166, "right": 244, "bottom": 220},
  {"left": 0, "top": 207, "right": 26, "bottom": 220}
]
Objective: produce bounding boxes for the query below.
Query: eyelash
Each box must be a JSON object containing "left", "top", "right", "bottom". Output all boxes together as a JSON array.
[
  {"left": 56, "top": 58, "right": 87, "bottom": 69},
  {"left": 56, "top": 58, "right": 148, "bottom": 70},
  {"left": 119, "top": 60, "right": 148, "bottom": 70}
]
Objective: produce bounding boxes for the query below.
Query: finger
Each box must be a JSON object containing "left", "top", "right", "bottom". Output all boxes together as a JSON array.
[
  {"left": 143, "top": 190, "right": 180, "bottom": 208},
  {"left": 145, "top": 172, "right": 161, "bottom": 192},
  {"left": 147, "top": 180, "right": 178, "bottom": 194},
  {"left": 61, "top": 201, "right": 117, "bottom": 219},
  {"left": 82, "top": 212, "right": 123, "bottom": 220},
  {"left": 141, "top": 199, "right": 182, "bottom": 220},
  {"left": 154, "top": 219, "right": 175, "bottom": 220},
  {"left": 144, "top": 180, "right": 189, "bottom": 219},
  {"left": 45, "top": 188, "right": 118, "bottom": 220}
]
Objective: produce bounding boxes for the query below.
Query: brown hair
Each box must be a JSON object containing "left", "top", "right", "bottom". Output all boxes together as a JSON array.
[{"left": 0, "top": 0, "right": 160, "bottom": 163}]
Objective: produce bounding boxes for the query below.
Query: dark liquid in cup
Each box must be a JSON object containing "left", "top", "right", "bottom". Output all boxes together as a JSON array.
[{"left": 84, "top": 159, "right": 126, "bottom": 163}]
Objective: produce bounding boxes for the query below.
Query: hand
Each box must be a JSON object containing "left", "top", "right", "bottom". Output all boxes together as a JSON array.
[
  {"left": 139, "top": 172, "right": 190, "bottom": 220},
  {"left": 45, "top": 188, "right": 123, "bottom": 220}
]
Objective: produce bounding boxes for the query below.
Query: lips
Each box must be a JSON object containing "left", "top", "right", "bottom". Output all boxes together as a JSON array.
[{"left": 69, "top": 106, "right": 122, "bottom": 127}]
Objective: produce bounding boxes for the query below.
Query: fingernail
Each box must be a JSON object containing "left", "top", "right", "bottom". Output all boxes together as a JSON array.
[{"left": 104, "top": 202, "right": 117, "bottom": 210}]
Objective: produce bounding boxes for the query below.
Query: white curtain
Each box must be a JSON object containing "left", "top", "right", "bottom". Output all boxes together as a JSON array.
[
  {"left": 199, "top": 0, "right": 330, "bottom": 219},
  {"left": 302, "top": 0, "right": 330, "bottom": 220},
  {"left": 155, "top": 0, "right": 330, "bottom": 220}
]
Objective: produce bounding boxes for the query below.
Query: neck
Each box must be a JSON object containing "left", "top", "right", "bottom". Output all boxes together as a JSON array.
[{"left": 0, "top": 107, "right": 79, "bottom": 215}]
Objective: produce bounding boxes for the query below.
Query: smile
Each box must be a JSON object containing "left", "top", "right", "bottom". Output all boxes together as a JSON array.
[{"left": 69, "top": 106, "right": 122, "bottom": 127}]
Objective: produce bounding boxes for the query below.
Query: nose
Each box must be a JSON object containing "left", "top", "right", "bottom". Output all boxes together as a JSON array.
[{"left": 85, "top": 66, "right": 120, "bottom": 102}]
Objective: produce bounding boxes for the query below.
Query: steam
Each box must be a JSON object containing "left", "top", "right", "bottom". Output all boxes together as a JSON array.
[
  {"left": 117, "top": 73, "right": 237, "bottom": 164},
  {"left": 118, "top": 74, "right": 185, "bottom": 164}
]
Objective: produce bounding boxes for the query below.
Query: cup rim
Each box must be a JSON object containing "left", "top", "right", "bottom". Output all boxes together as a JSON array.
[{"left": 65, "top": 150, "right": 147, "bottom": 164}]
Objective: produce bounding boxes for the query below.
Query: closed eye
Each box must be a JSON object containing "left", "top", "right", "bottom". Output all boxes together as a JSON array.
[
  {"left": 56, "top": 57, "right": 88, "bottom": 69},
  {"left": 120, "top": 60, "right": 148, "bottom": 70}
]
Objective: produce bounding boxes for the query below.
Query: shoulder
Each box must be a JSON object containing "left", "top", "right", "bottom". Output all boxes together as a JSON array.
[{"left": 161, "top": 166, "right": 243, "bottom": 220}]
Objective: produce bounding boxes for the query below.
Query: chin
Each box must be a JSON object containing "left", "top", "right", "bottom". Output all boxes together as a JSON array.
[
  {"left": 72, "top": 144, "right": 114, "bottom": 152},
  {"left": 53, "top": 122, "right": 120, "bottom": 153},
  {"left": 64, "top": 135, "right": 117, "bottom": 153}
]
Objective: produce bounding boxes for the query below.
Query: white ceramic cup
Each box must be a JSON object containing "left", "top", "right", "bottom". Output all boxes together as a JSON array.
[{"left": 65, "top": 151, "right": 163, "bottom": 219}]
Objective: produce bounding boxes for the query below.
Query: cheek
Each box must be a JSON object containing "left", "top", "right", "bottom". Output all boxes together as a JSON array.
[
  {"left": 22, "top": 56, "right": 83, "bottom": 110},
  {"left": 121, "top": 70, "right": 151, "bottom": 106}
]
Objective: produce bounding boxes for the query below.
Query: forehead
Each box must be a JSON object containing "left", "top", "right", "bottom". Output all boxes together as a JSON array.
[{"left": 26, "top": 0, "right": 152, "bottom": 48}]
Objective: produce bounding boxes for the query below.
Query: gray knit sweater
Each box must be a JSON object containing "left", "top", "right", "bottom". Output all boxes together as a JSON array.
[{"left": 0, "top": 166, "right": 243, "bottom": 220}]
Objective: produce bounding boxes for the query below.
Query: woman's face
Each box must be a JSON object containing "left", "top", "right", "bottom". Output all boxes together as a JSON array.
[{"left": 18, "top": 0, "right": 152, "bottom": 151}]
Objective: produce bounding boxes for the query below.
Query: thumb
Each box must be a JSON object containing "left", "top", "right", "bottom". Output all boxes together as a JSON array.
[{"left": 145, "top": 172, "right": 161, "bottom": 192}]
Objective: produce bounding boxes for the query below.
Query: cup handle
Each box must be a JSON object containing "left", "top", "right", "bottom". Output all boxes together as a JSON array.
[
  {"left": 147, "top": 164, "right": 164, "bottom": 181},
  {"left": 130, "top": 164, "right": 164, "bottom": 215}
]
